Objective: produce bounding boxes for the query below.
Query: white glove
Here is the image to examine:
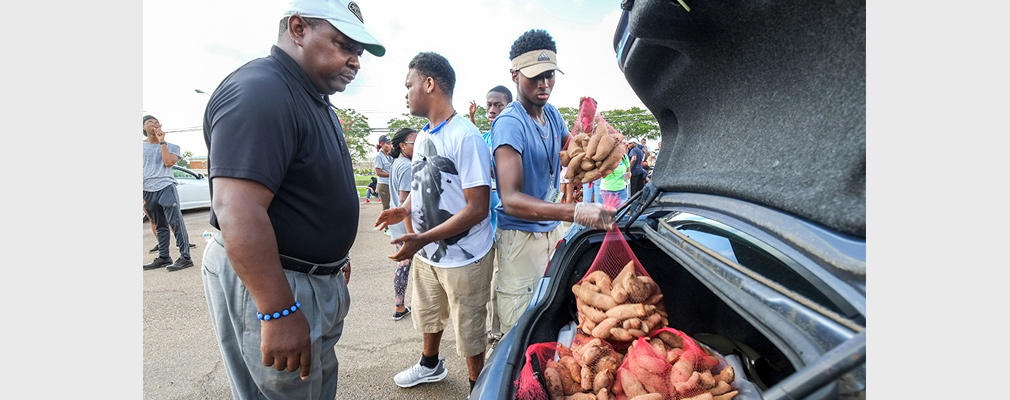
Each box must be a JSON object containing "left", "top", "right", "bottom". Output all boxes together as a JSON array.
[{"left": 574, "top": 202, "right": 616, "bottom": 231}]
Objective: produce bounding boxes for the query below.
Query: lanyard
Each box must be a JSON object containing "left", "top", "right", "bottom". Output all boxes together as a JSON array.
[{"left": 422, "top": 111, "right": 457, "bottom": 134}]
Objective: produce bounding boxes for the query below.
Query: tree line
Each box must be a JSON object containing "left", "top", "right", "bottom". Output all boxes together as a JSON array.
[{"left": 337, "top": 105, "right": 660, "bottom": 163}]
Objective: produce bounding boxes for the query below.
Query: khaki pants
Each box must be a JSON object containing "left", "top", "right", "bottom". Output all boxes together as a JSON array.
[{"left": 494, "top": 225, "right": 565, "bottom": 335}]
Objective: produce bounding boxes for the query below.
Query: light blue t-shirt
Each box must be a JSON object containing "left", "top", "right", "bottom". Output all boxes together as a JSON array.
[
  {"left": 488, "top": 101, "right": 567, "bottom": 233},
  {"left": 143, "top": 141, "right": 181, "bottom": 192}
]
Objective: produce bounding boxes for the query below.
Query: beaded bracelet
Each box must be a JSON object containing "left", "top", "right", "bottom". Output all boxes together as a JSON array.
[{"left": 257, "top": 301, "right": 301, "bottom": 321}]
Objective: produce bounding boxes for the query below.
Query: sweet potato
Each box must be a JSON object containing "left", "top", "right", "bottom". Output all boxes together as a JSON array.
[
  {"left": 623, "top": 317, "right": 643, "bottom": 330},
  {"left": 573, "top": 283, "right": 618, "bottom": 311},
  {"left": 582, "top": 169, "right": 602, "bottom": 184},
  {"left": 681, "top": 393, "right": 715, "bottom": 400},
  {"left": 698, "top": 371, "right": 717, "bottom": 389},
  {"left": 627, "top": 328, "right": 647, "bottom": 338},
  {"left": 716, "top": 365, "right": 735, "bottom": 383},
  {"left": 562, "top": 393, "right": 596, "bottom": 400},
  {"left": 581, "top": 157, "right": 596, "bottom": 171},
  {"left": 657, "top": 331, "right": 685, "bottom": 349},
  {"left": 560, "top": 356, "right": 583, "bottom": 385},
  {"left": 544, "top": 364, "right": 565, "bottom": 399},
  {"left": 594, "top": 354, "right": 619, "bottom": 374},
  {"left": 592, "top": 317, "right": 620, "bottom": 340},
  {"left": 619, "top": 369, "right": 649, "bottom": 398},
  {"left": 561, "top": 150, "right": 571, "bottom": 167},
  {"left": 593, "top": 131, "right": 616, "bottom": 161},
  {"left": 625, "top": 276, "right": 653, "bottom": 303},
  {"left": 580, "top": 303, "right": 608, "bottom": 324},
  {"left": 581, "top": 319, "right": 597, "bottom": 335},
  {"left": 597, "top": 388, "right": 613, "bottom": 400},
  {"left": 643, "top": 312, "right": 665, "bottom": 333},
  {"left": 632, "top": 366, "right": 668, "bottom": 395},
  {"left": 580, "top": 340, "right": 607, "bottom": 365},
  {"left": 584, "top": 130, "right": 603, "bottom": 160},
  {"left": 581, "top": 365, "right": 594, "bottom": 391},
  {"left": 713, "top": 390, "right": 738, "bottom": 400},
  {"left": 674, "top": 371, "right": 702, "bottom": 395},
  {"left": 670, "top": 356, "right": 695, "bottom": 383},
  {"left": 593, "top": 370, "right": 614, "bottom": 393},
  {"left": 709, "top": 380, "right": 733, "bottom": 396},
  {"left": 629, "top": 394, "right": 664, "bottom": 400},
  {"left": 606, "top": 303, "right": 654, "bottom": 320},
  {"left": 610, "top": 327, "right": 634, "bottom": 342},
  {"left": 568, "top": 153, "right": 586, "bottom": 174}
]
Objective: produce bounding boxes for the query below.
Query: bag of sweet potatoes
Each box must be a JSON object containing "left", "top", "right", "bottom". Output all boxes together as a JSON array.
[
  {"left": 571, "top": 222, "right": 668, "bottom": 348},
  {"left": 613, "top": 328, "right": 740, "bottom": 400}
]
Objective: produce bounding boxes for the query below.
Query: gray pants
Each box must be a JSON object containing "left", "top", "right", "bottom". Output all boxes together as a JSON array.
[
  {"left": 202, "top": 236, "right": 351, "bottom": 400},
  {"left": 143, "top": 185, "right": 191, "bottom": 259}
]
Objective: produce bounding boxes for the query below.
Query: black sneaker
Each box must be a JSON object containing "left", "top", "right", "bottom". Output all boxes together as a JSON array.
[
  {"left": 393, "top": 306, "right": 411, "bottom": 321},
  {"left": 143, "top": 257, "right": 173, "bottom": 270},
  {"left": 148, "top": 245, "right": 158, "bottom": 253},
  {"left": 166, "top": 257, "right": 194, "bottom": 272}
]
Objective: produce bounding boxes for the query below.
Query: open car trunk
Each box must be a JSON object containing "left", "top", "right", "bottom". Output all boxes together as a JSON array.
[
  {"left": 473, "top": 0, "right": 864, "bottom": 399},
  {"left": 485, "top": 191, "right": 865, "bottom": 399}
]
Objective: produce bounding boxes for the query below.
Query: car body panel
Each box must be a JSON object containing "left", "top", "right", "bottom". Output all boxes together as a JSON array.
[{"left": 172, "top": 165, "right": 212, "bottom": 210}]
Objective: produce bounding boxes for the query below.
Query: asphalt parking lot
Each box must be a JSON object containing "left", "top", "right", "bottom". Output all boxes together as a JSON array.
[{"left": 143, "top": 201, "right": 474, "bottom": 399}]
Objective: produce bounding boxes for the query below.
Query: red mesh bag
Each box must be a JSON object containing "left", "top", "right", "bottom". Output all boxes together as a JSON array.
[
  {"left": 571, "top": 220, "right": 669, "bottom": 349},
  {"left": 613, "top": 328, "right": 739, "bottom": 400},
  {"left": 514, "top": 338, "right": 622, "bottom": 400}
]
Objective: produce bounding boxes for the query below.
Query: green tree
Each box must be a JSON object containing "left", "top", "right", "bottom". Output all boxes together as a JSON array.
[
  {"left": 557, "top": 106, "right": 578, "bottom": 132},
  {"left": 176, "top": 150, "right": 193, "bottom": 168},
  {"left": 386, "top": 113, "right": 430, "bottom": 136},
  {"left": 333, "top": 107, "right": 373, "bottom": 161},
  {"left": 599, "top": 107, "right": 660, "bottom": 142},
  {"left": 469, "top": 105, "right": 491, "bottom": 132}
]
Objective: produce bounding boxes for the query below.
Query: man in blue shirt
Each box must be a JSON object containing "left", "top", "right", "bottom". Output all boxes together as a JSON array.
[{"left": 487, "top": 29, "right": 616, "bottom": 335}]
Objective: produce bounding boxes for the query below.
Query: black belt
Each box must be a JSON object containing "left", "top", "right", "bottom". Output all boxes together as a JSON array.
[
  {"left": 279, "top": 254, "right": 349, "bottom": 275},
  {"left": 211, "top": 233, "right": 348, "bottom": 275}
]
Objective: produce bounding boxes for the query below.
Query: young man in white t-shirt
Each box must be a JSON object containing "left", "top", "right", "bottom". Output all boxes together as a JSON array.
[{"left": 375, "top": 51, "right": 493, "bottom": 394}]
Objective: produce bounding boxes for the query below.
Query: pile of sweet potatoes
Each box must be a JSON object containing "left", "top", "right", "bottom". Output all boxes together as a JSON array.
[
  {"left": 561, "top": 115, "right": 628, "bottom": 185},
  {"left": 614, "top": 329, "right": 738, "bottom": 400},
  {"left": 572, "top": 261, "right": 668, "bottom": 342},
  {"left": 543, "top": 338, "right": 621, "bottom": 400}
]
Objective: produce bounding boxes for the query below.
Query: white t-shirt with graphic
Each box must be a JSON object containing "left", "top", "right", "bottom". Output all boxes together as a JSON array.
[{"left": 410, "top": 116, "right": 493, "bottom": 268}]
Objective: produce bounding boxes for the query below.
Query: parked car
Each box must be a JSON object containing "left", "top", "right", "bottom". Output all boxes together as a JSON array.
[
  {"left": 172, "top": 165, "right": 212, "bottom": 210},
  {"left": 472, "top": 1, "right": 865, "bottom": 400},
  {"left": 144, "top": 165, "right": 211, "bottom": 220}
]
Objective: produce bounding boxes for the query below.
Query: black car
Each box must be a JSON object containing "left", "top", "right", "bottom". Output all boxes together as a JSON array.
[{"left": 472, "top": 1, "right": 865, "bottom": 399}]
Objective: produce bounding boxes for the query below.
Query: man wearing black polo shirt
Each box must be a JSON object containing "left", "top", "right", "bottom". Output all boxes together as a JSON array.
[{"left": 200, "top": 1, "right": 384, "bottom": 398}]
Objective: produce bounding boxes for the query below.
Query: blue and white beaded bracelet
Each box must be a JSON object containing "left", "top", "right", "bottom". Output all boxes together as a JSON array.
[{"left": 257, "top": 301, "right": 301, "bottom": 321}]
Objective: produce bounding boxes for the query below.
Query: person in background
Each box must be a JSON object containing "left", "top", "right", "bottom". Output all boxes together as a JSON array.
[
  {"left": 142, "top": 115, "right": 194, "bottom": 272},
  {"left": 376, "top": 51, "right": 494, "bottom": 394},
  {"left": 598, "top": 151, "right": 631, "bottom": 207},
  {"left": 468, "top": 85, "right": 512, "bottom": 128},
  {"left": 374, "top": 134, "right": 394, "bottom": 210},
  {"left": 365, "top": 176, "right": 378, "bottom": 203},
  {"left": 487, "top": 29, "right": 616, "bottom": 336},
  {"left": 387, "top": 127, "right": 418, "bottom": 321},
  {"left": 628, "top": 140, "right": 647, "bottom": 197},
  {"left": 200, "top": 0, "right": 385, "bottom": 398},
  {"left": 468, "top": 84, "right": 514, "bottom": 349}
]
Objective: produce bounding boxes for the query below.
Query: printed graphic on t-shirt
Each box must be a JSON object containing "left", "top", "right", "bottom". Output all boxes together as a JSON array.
[{"left": 411, "top": 139, "right": 472, "bottom": 263}]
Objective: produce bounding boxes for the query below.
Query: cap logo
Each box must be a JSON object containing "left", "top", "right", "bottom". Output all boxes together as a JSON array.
[
  {"left": 347, "top": 2, "right": 363, "bottom": 23},
  {"left": 537, "top": 51, "right": 551, "bottom": 62}
]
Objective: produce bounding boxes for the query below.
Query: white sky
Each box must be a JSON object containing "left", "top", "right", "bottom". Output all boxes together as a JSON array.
[{"left": 143, "top": 0, "right": 648, "bottom": 157}]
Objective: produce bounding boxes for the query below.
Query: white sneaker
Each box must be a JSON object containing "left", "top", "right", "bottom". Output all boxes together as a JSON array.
[{"left": 393, "top": 357, "right": 448, "bottom": 388}]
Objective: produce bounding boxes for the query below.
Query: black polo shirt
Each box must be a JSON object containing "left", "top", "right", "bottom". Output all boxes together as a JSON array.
[{"left": 203, "top": 45, "right": 358, "bottom": 264}]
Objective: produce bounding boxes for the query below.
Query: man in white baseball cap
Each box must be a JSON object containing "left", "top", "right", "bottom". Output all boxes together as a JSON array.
[
  {"left": 201, "top": 1, "right": 384, "bottom": 399},
  {"left": 283, "top": 0, "right": 385, "bottom": 57}
]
